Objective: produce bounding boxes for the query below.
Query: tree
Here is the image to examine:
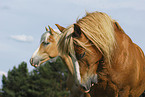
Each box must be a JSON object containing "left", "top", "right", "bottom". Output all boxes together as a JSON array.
[
  {"left": 1, "top": 57, "right": 69, "bottom": 97},
  {"left": 27, "top": 57, "right": 69, "bottom": 97},
  {"left": 2, "top": 62, "right": 29, "bottom": 97}
]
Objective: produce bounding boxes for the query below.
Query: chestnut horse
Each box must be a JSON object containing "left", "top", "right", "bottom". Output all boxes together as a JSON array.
[
  {"left": 57, "top": 11, "right": 145, "bottom": 97},
  {"left": 30, "top": 26, "right": 91, "bottom": 97}
]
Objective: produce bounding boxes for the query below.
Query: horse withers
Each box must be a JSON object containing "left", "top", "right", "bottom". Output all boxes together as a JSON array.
[{"left": 57, "top": 11, "right": 145, "bottom": 97}]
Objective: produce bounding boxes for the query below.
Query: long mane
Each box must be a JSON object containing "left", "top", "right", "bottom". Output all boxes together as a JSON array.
[
  {"left": 58, "top": 25, "right": 75, "bottom": 56},
  {"left": 58, "top": 11, "right": 116, "bottom": 64}
]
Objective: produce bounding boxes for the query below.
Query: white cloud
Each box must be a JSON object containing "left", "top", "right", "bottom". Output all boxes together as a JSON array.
[
  {"left": 10, "top": 35, "right": 34, "bottom": 42},
  {"left": 0, "top": 71, "right": 7, "bottom": 76}
]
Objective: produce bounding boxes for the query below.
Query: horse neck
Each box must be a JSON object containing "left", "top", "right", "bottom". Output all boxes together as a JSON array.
[
  {"left": 56, "top": 33, "right": 74, "bottom": 75},
  {"left": 111, "top": 27, "right": 135, "bottom": 68},
  {"left": 59, "top": 55, "right": 74, "bottom": 75},
  {"left": 97, "top": 29, "right": 133, "bottom": 81}
]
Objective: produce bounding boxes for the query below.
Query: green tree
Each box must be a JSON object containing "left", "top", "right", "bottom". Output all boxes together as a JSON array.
[
  {"left": 0, "top": 89, "right": 3, "bottom": 96},
  {"left": 1, "top": 57, "right": 69, "bottom": 97},
  {"left": 2, "top": 62, "right": 29, "bottom": 97},
  {"left": 27, "top": 57, "right": 69, "bottom": 97}
]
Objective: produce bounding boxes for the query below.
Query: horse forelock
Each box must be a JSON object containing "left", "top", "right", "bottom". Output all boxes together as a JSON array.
[
  {"left": 76, "top": 11, "right": 116, "bottom": 65},
  {"left": 40, "top": 31, "right": 60, "bottom": 43},
  {"left": 40, "top": 32, "right": 50, "bottom": 43}
]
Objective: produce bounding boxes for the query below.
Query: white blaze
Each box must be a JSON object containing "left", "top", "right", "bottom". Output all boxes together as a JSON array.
[
  {"left": 70, "top": 54, "right": 81, "bottom": 83},
  {"left": 75, "top": 61, "right": 81, "bottom": 83}
]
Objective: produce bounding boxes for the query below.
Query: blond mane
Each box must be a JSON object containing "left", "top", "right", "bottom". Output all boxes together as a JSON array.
[
  {"left": 58, "top": 11, "right": 116, "bottom": 65},
  {"left": 58, "top": 25, "right": 75, "bottom": 56}
]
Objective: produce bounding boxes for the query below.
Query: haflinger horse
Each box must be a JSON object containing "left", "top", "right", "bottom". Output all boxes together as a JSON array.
[
  {"left": 30, "top": 26, "right": 91, "bottom": 97},
  {"left": 57, "top": 11, "right": 145, "bottom": 97}
]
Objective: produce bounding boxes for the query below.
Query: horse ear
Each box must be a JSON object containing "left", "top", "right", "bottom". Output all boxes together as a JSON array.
[
  {"left": 73, "top": 24, "right": 81, "bottom": 37},
  {"left": 55, "top": 24, "right": 65, "bottom": 32},
  {"left": 45, "top": 26, "right": 49, "bottom": 31},
  {"left": 48, "top": 25, "right": 55, "bottom": 35},
  {"left": 113, "top": 21, "right": 124, "bottom": 32}
]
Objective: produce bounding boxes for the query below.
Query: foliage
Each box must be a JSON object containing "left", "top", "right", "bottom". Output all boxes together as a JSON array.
[
  {"left": 1, "top": 57, "right": 69, "bottom": 97},
  {"left": 2, "top": 62, "right": 29, "bottom": 97}
]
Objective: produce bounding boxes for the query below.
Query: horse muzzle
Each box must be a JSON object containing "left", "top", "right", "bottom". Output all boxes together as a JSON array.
[
  {"left": 79, "top": 74, "right": 98, "bottom": 93},
  {"left": 30, "top": 56, "right": 41, "bottom": 67}
]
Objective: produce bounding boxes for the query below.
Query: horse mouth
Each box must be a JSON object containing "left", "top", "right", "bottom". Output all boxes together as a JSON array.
[
  {"left": 30, "top": 56, "right": 53, "bottom": 67},
  {"left": 84, "top": 89, "right": 90, "bottom": 93},
  {"left": 79, "top": 74, "right": 98, "bottom": 93},
  {"left": 30, "top": 58, "right": 43, "bottom": 67},
  {"left": 80, "top": 83, "right": 96, "bottom": 93}
]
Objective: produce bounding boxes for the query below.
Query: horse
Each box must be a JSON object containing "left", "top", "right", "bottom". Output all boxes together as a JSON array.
[
  {"left": 30, "top": 26, "right": 91, "bottom": 97},
  {"left": 57, "top": 11, "right": 145, "bottom": 97}
]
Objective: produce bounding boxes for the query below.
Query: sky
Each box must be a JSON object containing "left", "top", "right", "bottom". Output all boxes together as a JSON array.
[{"left": 0, "top": 0, "right": 145, "bottom": 88}]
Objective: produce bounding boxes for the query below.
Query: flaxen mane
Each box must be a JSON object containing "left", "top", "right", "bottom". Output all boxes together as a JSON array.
[
  {"left": 58, "top": 25, "right": 75, "bottom": 56},
  {"left": 58, "top": 11, "right": 116, "bottom": 65}
]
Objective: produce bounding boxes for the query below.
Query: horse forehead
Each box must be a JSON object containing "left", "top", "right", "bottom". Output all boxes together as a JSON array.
[
  {"left": 41, "top": 32, "right": 51, "bottom": 42},
  {"left": 45, "top": 32, "right": 51, "bottom": 39}
]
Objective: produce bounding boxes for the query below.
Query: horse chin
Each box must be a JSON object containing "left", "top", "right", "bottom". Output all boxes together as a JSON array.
[
  {"left": 36, "top": 57, "right": 53, "bottom": 67},
  {"left": 35, "top": 62, "right": 41, "bottom": 67}
]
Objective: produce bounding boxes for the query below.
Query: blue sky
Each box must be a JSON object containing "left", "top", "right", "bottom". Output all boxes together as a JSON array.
[{"left": 0, "top": 0, "right": 145, "bottom": 87}]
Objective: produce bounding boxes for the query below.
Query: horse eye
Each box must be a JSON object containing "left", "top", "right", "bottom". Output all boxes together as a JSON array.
[{"left": 43, "top": 42, "right": 50, "bottom": 45}]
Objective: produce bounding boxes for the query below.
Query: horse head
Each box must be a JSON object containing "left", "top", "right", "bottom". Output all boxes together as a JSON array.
[
  {"left": 57, "top": 24, "right": 103, "bottom": 92},
  {"left": 57, "top": 12, "right": 116, "bottom": 93},
  {"left": 30, "top": 26, "right": 60, "bottom": 67},
  {"left": 73, "top": 24, "right": 104, "bottom": 92}
]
